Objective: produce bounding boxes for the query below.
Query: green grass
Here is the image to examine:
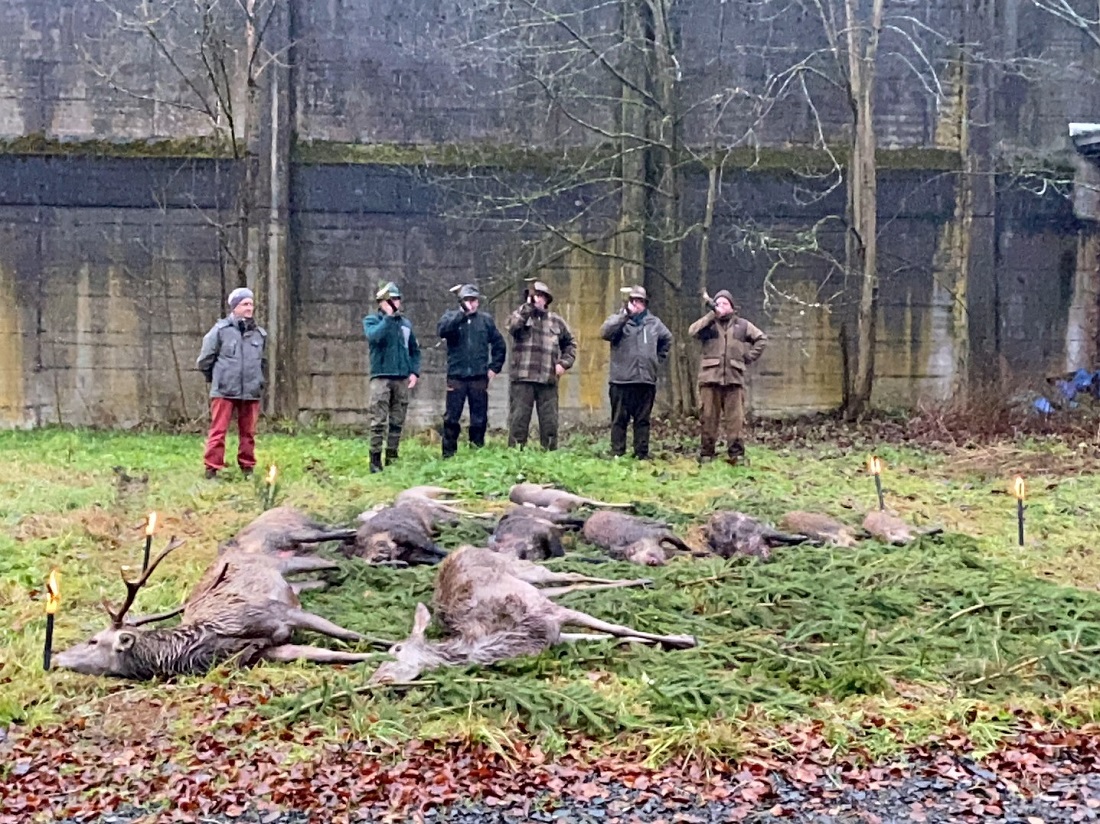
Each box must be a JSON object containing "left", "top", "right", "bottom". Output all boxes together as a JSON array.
[{"left": 2, "top": 425, "right": 1100, "bottom": 760}]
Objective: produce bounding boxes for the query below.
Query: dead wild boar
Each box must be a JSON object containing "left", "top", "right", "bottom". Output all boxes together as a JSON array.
[
  {"left": 779, "top": 511, "right": 860, "bottom": 548},
  {"left": 703, "top": 511, "right": 808, "bottom": 560},
  {"left": 582, "top": 511, "right": 694, "bottom": 566},
  {"left": 509, "top": 483, "right": 631, "bottom": 513},
  {"left": 488, "top": 506, "right": 585, "bottom": 561},
  {"left": 219, "top": 506, "right": 356, "bottom": 556},
  {"left": 348, "top": 503, "right": 447, "bottom": 566},
  {"left": 862, "top": 511, "right": 943, "bottom": 546}
]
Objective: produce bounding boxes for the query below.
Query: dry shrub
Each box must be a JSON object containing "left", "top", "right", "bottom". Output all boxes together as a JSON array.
[{"left": 908, "top": 379, "right": 1100, "bottom": 447}]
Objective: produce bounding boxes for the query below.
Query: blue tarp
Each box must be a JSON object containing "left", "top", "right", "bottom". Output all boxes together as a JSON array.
[{"left": 1033, "top": 369, "right": 1100, "bottom": 414}]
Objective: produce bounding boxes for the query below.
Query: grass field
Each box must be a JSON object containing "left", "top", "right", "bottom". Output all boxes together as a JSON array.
[{"left": 2, "top": 421, "right": 1100, "bottom": 763}]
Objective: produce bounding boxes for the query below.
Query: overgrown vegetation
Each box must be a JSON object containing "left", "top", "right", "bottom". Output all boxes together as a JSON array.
[{"left": 2, "top": 423, "right": 1100, "bottom": 762}]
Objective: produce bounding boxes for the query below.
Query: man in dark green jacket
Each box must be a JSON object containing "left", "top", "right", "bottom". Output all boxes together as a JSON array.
[
  {"left": 599, "top": 285, "right": 672, "bottom": 460},
  {"left": 363, "top": 282, "right": 421, "bottom": 473},
  {"left": 436, "top": 284, "right": 507, "bottom": 458}
]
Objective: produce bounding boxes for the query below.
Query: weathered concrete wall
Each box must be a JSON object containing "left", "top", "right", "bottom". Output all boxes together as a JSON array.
[
  {"left": 1, "top": 0, "right": 1098, "bottom": 157},
  {"left": 0, "top": 157, "right": 1083, "bottom": 428},
  {"left": 0, "top": 0, "right": 1096, "bottom": 428}
]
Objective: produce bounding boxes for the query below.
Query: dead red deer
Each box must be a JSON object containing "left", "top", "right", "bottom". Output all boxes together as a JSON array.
[
  {"left": 779, "top": 511, "right": 860, "bottom": 548},
  {"left": 53, "top": 536, "right": 385, "bottom": 680},
  {"left": 219, "top": 506, "right": 356, "bottom": 556},
  {"left": 582, "top": 511, "right": 696, "bottom": 566},
  {"left": 862, "top": 511, "right": 943, "bottom": 546},
  {"left": 368, "top": 545, "right": 695, "bottom": 684},
  {"left": 509, "top": 483, "right": 631, "bottom": 513}
]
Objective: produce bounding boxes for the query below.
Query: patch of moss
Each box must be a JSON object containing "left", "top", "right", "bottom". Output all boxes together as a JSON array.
[{"left": 0, "top": 133, "right": 235, "bottom": 159}]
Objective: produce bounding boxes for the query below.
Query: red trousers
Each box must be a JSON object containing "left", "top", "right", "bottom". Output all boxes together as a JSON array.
[{"left": 203, "top": 398, "right": 261, "bottom": 471}]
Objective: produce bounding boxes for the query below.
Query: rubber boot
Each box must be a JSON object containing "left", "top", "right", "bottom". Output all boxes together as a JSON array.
[{"left": 370, "top": 452, "right": 383, "bottom": 474}]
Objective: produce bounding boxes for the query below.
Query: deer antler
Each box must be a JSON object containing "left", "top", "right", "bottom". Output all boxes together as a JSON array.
[{"left": 103, "top": 536, "right": 186, "bottom": 628}]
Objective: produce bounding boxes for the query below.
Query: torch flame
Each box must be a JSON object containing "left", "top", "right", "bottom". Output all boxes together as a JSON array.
[
  {"left": 1014, "top": 476, "right": 1026, "bottom": 501},
  {"left": 145, "top": 511, "right": 157, "bottom": 537},
  {"left": 266, "top": 464, "right": 277, "bottom": 485},
  {"left": 46, "top": 568, "right": 61, "bottom": 615},
  {"left": 867, "top": 455, "right": 883, "bottom": 475}
]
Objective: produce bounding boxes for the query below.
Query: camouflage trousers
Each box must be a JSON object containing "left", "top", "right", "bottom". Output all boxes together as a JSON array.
[
  {"left": 369, "top": 377, "right": 410, "bottom": 455},
  {"left": 699, "top": 383, "right": 745, "bottom": 457},
  {"left": 508, "top": 380, "right": 559, "bottom": 450}
]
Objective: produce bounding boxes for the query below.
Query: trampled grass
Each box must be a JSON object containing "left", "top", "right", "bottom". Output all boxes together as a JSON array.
[{"left": 2, "top": 423, "right": 1100, "bottom": 759}]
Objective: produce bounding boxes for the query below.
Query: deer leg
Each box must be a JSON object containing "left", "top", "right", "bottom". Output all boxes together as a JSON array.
[
  {"left": 559, "top": 632, "right": 615, "bottom": 642},
  {"left": 278, "top": 556, "right": 342, "bottom": 575},
  {"left": 259, "top": 644, "right": 383, "bottom": 664},
  {"left": 512, "top": 562, "right": 649, "bottom": 588},
  {"left": 555, "top": 607, "right": 696, "bottom": 650},
  {"left": 290, "top": 580, "right": 328, "bottom": 595},
  {"left": 287, "top": 528, "right": 358, "bottom": 545},
  {"left": 540, "top": 580, "right": 651, "bottom": 599},
  {"left": 286, "top": 608, "right": 393, "bottom": 649}
]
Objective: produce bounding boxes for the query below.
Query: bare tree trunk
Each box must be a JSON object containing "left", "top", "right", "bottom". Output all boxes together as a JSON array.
[
  {"left": 842, "top": 0, "right": 883, "bottom": 421},
  {"left": 618, "top": 0, "right": 648, "bottom": 295},
  {"left": 647, "top": 0, "right": 695, "bottom": 414}
]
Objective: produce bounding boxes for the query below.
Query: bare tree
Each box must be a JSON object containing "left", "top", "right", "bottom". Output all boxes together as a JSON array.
[
  {"left": 82, "top": 0, "right": 298, "bottom": 415},
  {"left": 738, "top": 0, "right": 948, "bottom": 418},
  {"left": 418, "top": 0, "right": 762, "bottom": 414}
]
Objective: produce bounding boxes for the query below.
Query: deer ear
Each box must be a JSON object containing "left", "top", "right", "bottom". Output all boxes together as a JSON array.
[
  {"left": 113, "top": 631, "right": 137, "bottom": 651},
  {"left": 411, "top": 603, "right": 432, "bottom": 639}
]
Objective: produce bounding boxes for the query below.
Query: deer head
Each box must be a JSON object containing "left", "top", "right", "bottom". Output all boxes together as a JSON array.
[
  {"left": 368, "top": 603, "right": 440, "bottom": 685},
  {"left": 53, "top": 537, "right": 185, "bottom": 677}
]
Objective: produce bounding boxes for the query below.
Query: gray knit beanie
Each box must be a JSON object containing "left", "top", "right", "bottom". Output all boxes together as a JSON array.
[{"left": 227, "top": 287, "right": 254, "bottom": 311}]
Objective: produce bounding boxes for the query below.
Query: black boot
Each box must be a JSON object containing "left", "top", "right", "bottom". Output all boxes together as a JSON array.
[
  {"left": 726, "top": 440, "right": 746, "bottom": 466},
  {"left": 385, "top": 447, "right": 399, "bottom": 466},
  {"left": 370, "top": 452, "right": 383, "bottom": 474}
]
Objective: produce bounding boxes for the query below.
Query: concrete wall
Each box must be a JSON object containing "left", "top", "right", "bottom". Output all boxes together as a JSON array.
[
  {"left": 0, "top": 157, "right": 1081, "bottom": 429},
  {"left": 0, "top": 0, "right": 1095, "bottom": 428}
]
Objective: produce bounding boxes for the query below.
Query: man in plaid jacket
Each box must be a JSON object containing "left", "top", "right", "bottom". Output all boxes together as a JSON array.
[{"left": 506, "top": 280, "right": 577, "bottom": 450}]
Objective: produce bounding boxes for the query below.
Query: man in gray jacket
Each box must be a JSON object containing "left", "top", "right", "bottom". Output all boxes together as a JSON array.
[
  {"left": 196, "top": 287, "right": 267, "bottom": 479},
  {"left": 599, "top": 285, "right": 672, "bottom": 459}
]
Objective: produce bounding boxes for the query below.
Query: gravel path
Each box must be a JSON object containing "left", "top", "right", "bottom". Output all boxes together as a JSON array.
[{"left": 66, "top": 767, "right": 1100, "bottom": 824}]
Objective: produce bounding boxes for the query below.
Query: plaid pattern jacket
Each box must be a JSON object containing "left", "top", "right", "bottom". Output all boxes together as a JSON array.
[{"left": 506, "top": 303, "right": 578, "bottom": 384}]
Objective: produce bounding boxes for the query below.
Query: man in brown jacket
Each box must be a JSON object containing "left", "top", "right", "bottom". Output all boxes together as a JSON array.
[
  {"left": 507, "top": 280, "right": 578, "bottom": 450},
  {"left": 688, "top": 289, "right": 767, "bottom": 464}
]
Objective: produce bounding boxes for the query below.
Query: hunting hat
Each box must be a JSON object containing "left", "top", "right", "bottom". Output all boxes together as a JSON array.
[
  {"left": 227, "top": 287, "right": 254, "bottom": 311},
  {"left": 621, "top": 285, "right": 648, "bottom": 303},
  {"left": 526, "top": 279, "right": 554, "bottom": 304},
  {"left": 456, "top": 284, "right": 481, "bottom": 301},
  {"left": 713, "top": 289, "right": 735, "bottom": 306},
  {"left": 375, "top": 281, "right": 402, "bottom": 301}
]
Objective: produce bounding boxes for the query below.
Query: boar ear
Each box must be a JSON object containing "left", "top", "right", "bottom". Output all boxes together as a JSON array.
[
  {"left": 411, "top": 603, "right": 432, "bottom": 640},
  {"left": 113, "top": 631, "right": 137, "bottom": 651}
]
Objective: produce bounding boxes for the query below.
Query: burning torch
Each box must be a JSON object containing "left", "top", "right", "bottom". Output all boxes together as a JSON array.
[
  {"left": 868, "top": 455, "right": 885, "bottom": 511},
  {"left": 1014, "top": 476, "right": 1026, "bottom": 547},
  {"left": 142, "top": 511, "right": 157, "bottom": 572},
  {"left": 264, "top": 464, "right": 278, "bottom": 510},
  {"left": 44, "top": 569, "right": 61, "bottom": 671}
]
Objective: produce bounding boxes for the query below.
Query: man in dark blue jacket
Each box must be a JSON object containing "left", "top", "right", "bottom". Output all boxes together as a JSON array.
[
  {"left": 363, "top": 281, "right": 421, "bottom": 473},
  {"left": 436, "top": 284, "right": 507, "bottom": 458}
]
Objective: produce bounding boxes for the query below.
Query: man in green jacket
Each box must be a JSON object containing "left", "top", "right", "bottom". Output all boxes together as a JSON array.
[
  {"left": 599, "top": 285, "right": 672, "bottom": 460},
  {"left": 363, "top": 282, "right": 421, "bottom": 473},
  {"left": 687, "top": 289, "right": 767, "bottom": 465}
]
